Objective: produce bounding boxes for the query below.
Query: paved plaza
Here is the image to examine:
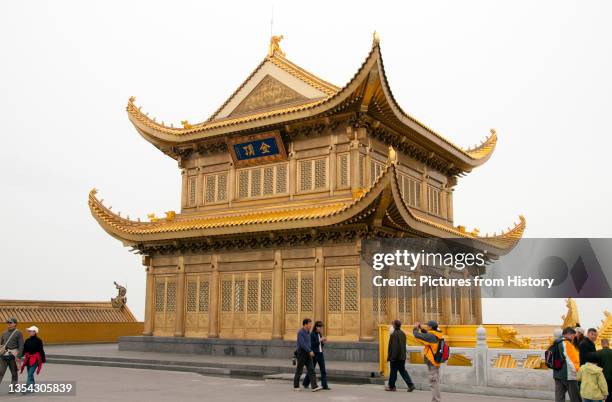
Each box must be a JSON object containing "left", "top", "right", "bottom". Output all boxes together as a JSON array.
[{"left": 0, "top": 363, "right": 550, "bottom": 402}]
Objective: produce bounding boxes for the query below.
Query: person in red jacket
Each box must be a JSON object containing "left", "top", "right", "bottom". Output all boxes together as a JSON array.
[{"left": 20, "top": 326, "right": 46, "bottom": 390}]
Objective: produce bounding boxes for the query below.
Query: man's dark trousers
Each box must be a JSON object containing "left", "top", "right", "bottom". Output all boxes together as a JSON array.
[
  {"left": 303, "top": 352, "right": 327, "bottom": 389},
  {"left": 0, "top": 358, "right": 18, "bottom": 386},
  {"left": 388, "top": 360, "right": 414, "bottom": 389},
  {"left": 293, "top": 350, "right": 318, "bottom": 389}
]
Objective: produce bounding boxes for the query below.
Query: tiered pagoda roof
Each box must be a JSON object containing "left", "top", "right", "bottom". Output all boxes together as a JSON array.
[
  {"left": 126, "top": 34, "right": 497, "bottom": 174},
  {"left": 90, "top": 34, "right": 524, "bottom": 255},
  {"left": 89, "top": 161, "right": 525, "bottom": 255}
]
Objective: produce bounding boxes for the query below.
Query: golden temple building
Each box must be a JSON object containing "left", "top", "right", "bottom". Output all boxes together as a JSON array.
[{"left": 89, "top": 34, "right": 525, "bottom": 342}]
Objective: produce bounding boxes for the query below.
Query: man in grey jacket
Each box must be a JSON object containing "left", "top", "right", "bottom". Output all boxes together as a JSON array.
[{"left": 0, "top": 318, "right": 24, "bottom": 392}]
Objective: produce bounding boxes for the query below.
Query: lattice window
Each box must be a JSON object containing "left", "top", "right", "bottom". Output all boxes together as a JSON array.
[
  {"left": 344, "top": 274, "right": 358, "bottom": 311},
  {"left": 166, "top": 281, "right": 176, "bottom": 312},
  {"left": 276, "top": 164, "right": 287, "bottom": 194},
  {"left": 250, "top": 169, "right": 261, "bottom": 197},
  {"left": 400, "top": 174, "right": 421, "bottom": 207},
  {"left": 234, "top": 280, "right": 245, "bottom": 312},
  {"left": 205, "top": 175, "right": 216, "bottom": 203},
  {"left": 199, "top": 280, "right": 209, "bottom": 312},
  {"left": 247, "top": 279, "right": 259, "bottom": 313},
  {"left": 370, "top": 160, "right": 385, "bottom": 185},
  {"left": 337, "top": 153, "right": 350, "bottom": 189},
  {"left": 188, "top": 176, "right": 197, "bottom": 207},
  {"left": 218, "top": 173, "right": 227, "bottom": 201},
  {"left": 373, "top": 285, "right": 388, "bottom": 313},
  {"left": 237, "top": 163, "right": 288, "bottom": 199},
  {"left": 299, "top": 157, "right": 327, "bottom": 192},
  {"left": 300, "top": 277, "right": 313, "bottom": 312},
  {"left": 238, "top": 170, "right": 249, "bottom": 198},
  {"left": 261, "top": 279, "right": 272, "bottom": 312},
  {"left": 186, "top": 280, "right": 197, "bottom": 312},
  {"left": 427, "top": 185, "right": 441, "bottom": 215},
  {"left": 155, "top": 282, "right": 165, "bottom": 313},
  {"left": 222, "top": 280, "right": 232, "bottom": 312},
  {"left": 285, "top": 277, "right": 298, "bottom": 312},
  {"left": 299, "top": 160, "right": 312, "bottom": 191},
  {"left": 451, "top": 286, "right": 461, "bottom": 316},
  {"left": 469, "top": 286, "right": 479, "bottom": 319},
  {"left": 204, "top": 172, "right": 228, "bottom": 204},
  {"left": 422, "top": 280, "right": 442, "bottom": 315},
  {"left": 398, "top": 285, "right": 413, "bottom": 314},
  {"left": 314, "top": 158, "right": 327, "bottom": 189},
  {"left": 263, "top": 167, "right": 274, "bottom": 195},
  {"left": 327, "top": 276, "right": 341, "bottom": 312}
]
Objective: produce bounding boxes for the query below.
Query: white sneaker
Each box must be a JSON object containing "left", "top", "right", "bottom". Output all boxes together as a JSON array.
[
  {"left": 293, "top": 387, "right": 302, "bottom": 391},
  {"left": 312, "top": 386, "right": 323, "bottom": 392}
]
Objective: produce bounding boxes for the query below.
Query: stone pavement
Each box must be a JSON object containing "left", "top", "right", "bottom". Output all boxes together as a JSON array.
[{"left": 0, "top": 363, "right": 551, "bottom": 401}]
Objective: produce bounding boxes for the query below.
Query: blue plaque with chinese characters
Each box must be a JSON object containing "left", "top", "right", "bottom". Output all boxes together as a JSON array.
[{"left": 227, "top": 131, "right": 287, "bottom": 167}]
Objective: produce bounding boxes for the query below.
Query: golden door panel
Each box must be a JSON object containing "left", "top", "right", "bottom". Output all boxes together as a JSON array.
[
  {"left": 184, "top": 274, "right": 210, "bottom": 337},
  {"left": 153, "top": 275, "right": 177, "bottom": 336},
  {"left": 283, "top": 270, "right": 314, "bottom": 339},
  {"left": 219, "top": 272, "right": 272, "bottom": 339},
  {"left": 325, "top": 268, "right": 359, "bottom": 340}
]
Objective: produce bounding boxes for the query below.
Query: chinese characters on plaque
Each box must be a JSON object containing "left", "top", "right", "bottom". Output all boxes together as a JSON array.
[{"left": 227, "top": 131, "right": 287, "bottom": 167}]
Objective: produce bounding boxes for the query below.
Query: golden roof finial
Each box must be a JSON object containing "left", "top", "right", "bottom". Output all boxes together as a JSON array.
[
  {"left": 372, "top": 31, "right": 381, "bottom": 45},
  {"left": 181, "top": 120, "right": 192, "bottom": 129},
  {"left": 268, "top": 35, "right": 285, "bottom": 57},
  {"left": 387, "top": 145, "right": 397, "bottom": 165}
]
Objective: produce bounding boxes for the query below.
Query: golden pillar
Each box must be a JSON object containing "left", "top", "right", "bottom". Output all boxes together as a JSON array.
[
  {"left": 208, "top": 253, "right": 220, "bottom": 338},
  {"left": 314, "top": 247, "right": 325, "bottom": 323},
  {"left": 358, "top": 240, "right": 375, "bottom": 341},
  {"left": 174, "top": 255, "right": 186, "bottom": 337},
  {"left": 459, "top": 284, "right": 468, "bottom": 325},
  {"left": 441, "top": 270, "right": 452, "bottom": 325},
  {"left": 388, "top": 268, "right": 399, "bottom": 324},
  {"left": 474, "top": 285, "right": 483, "bottom": 324},
  {"left": 272, "top": 249, "right": 283, "bottom": 339},
  {"left": 414, "top": 272, "right": 424, "bottom": 323},
  {"left": 142, "top": 256, "right": 154, "bottom": 336}
]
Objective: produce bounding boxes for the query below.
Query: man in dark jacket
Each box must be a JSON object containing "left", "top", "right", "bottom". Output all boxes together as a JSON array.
[
  {"left": 384, "top": 320, "right": 415, "bottom": 392},
  {"left": 293, "top": 318, "right": 321, "bottom": 392},
  {"left": 302, "top": 321, "right": 330, "bottom": 390},
  {"left": 579, "top": 328, "right": 598, "bottom": 366},
  {"left": 596, "top": 338, "right": 612, "bottom": 402},
  {"left": 0, "top": 318, "right": 24, "bottom": 393}
]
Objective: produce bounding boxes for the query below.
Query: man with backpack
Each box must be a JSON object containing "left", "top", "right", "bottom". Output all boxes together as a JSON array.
[
  {"left": 549, "top": 327, "right": 581, "bottom": 402},
  {"left": 413, "top": 320, "right": 446, "bottom": 402}
]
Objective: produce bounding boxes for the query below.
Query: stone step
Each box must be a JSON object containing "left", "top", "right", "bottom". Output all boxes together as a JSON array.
[
  {"left": 46, "top": 355, "right": 379, "bottom": 384},
  {"left": 48, "top": 357, "right": 231, "bottom": 376}
]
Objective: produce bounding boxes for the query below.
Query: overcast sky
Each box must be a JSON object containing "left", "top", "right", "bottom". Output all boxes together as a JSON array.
[{"left": 1, "top": 1, "right": 610, "bottom": 329}]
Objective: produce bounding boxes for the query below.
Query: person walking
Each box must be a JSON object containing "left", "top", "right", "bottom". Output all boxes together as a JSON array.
[
  {"left": 384, "top": 320, "right": 415, "bottom": 392},
  {"left": 580, "top": 328, "right": 599, "bottom": 366},
  {"left": 302, "top": 321, "right": 330, "bottom": 390},
  {"left": 596, "top": 339, "right": 612, "bottom": 402},
  {"left": 293, "top": 318, "right": 322, "bottom": 392},
  {"left": 553, "top": 327, "right": 581, "bottom": 402},
  {"left": 0, "top": 318, "right": 24, "bottom": 394},
  {"left": 20, "top": 326, "right": 46, "bottom": 390},
  {"left": 413, "top": 320, "right": 443, "bottom": 402},
  {"left": 578, "top": 353, "right": 608, "bottom": 402}
]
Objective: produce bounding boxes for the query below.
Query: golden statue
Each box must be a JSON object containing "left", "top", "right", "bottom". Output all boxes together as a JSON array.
[
  {"left": 268, "top": 35, "right": 285, "bottom": 57},
  {"left": 562, "top": 298, "right": 580, "bottom": 328},
  {"left": 111, "top": 281, "right": 127, "bottom": 308}
]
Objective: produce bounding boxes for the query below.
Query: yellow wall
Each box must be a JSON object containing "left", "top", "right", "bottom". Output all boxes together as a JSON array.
[{"left": 15, "top": 322, "right": 144, "bottom": 344}]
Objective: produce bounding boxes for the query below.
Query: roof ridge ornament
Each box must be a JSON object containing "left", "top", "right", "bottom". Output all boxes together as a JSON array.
[
  {"left": 387, "top": 145, "right": 397, "bottom": 165},
  {"left": 372, "top": 31, "right": 381, "bottom": 46},
  {"left": 268, "top": 35, "right": 285, "bottom": 58}
]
